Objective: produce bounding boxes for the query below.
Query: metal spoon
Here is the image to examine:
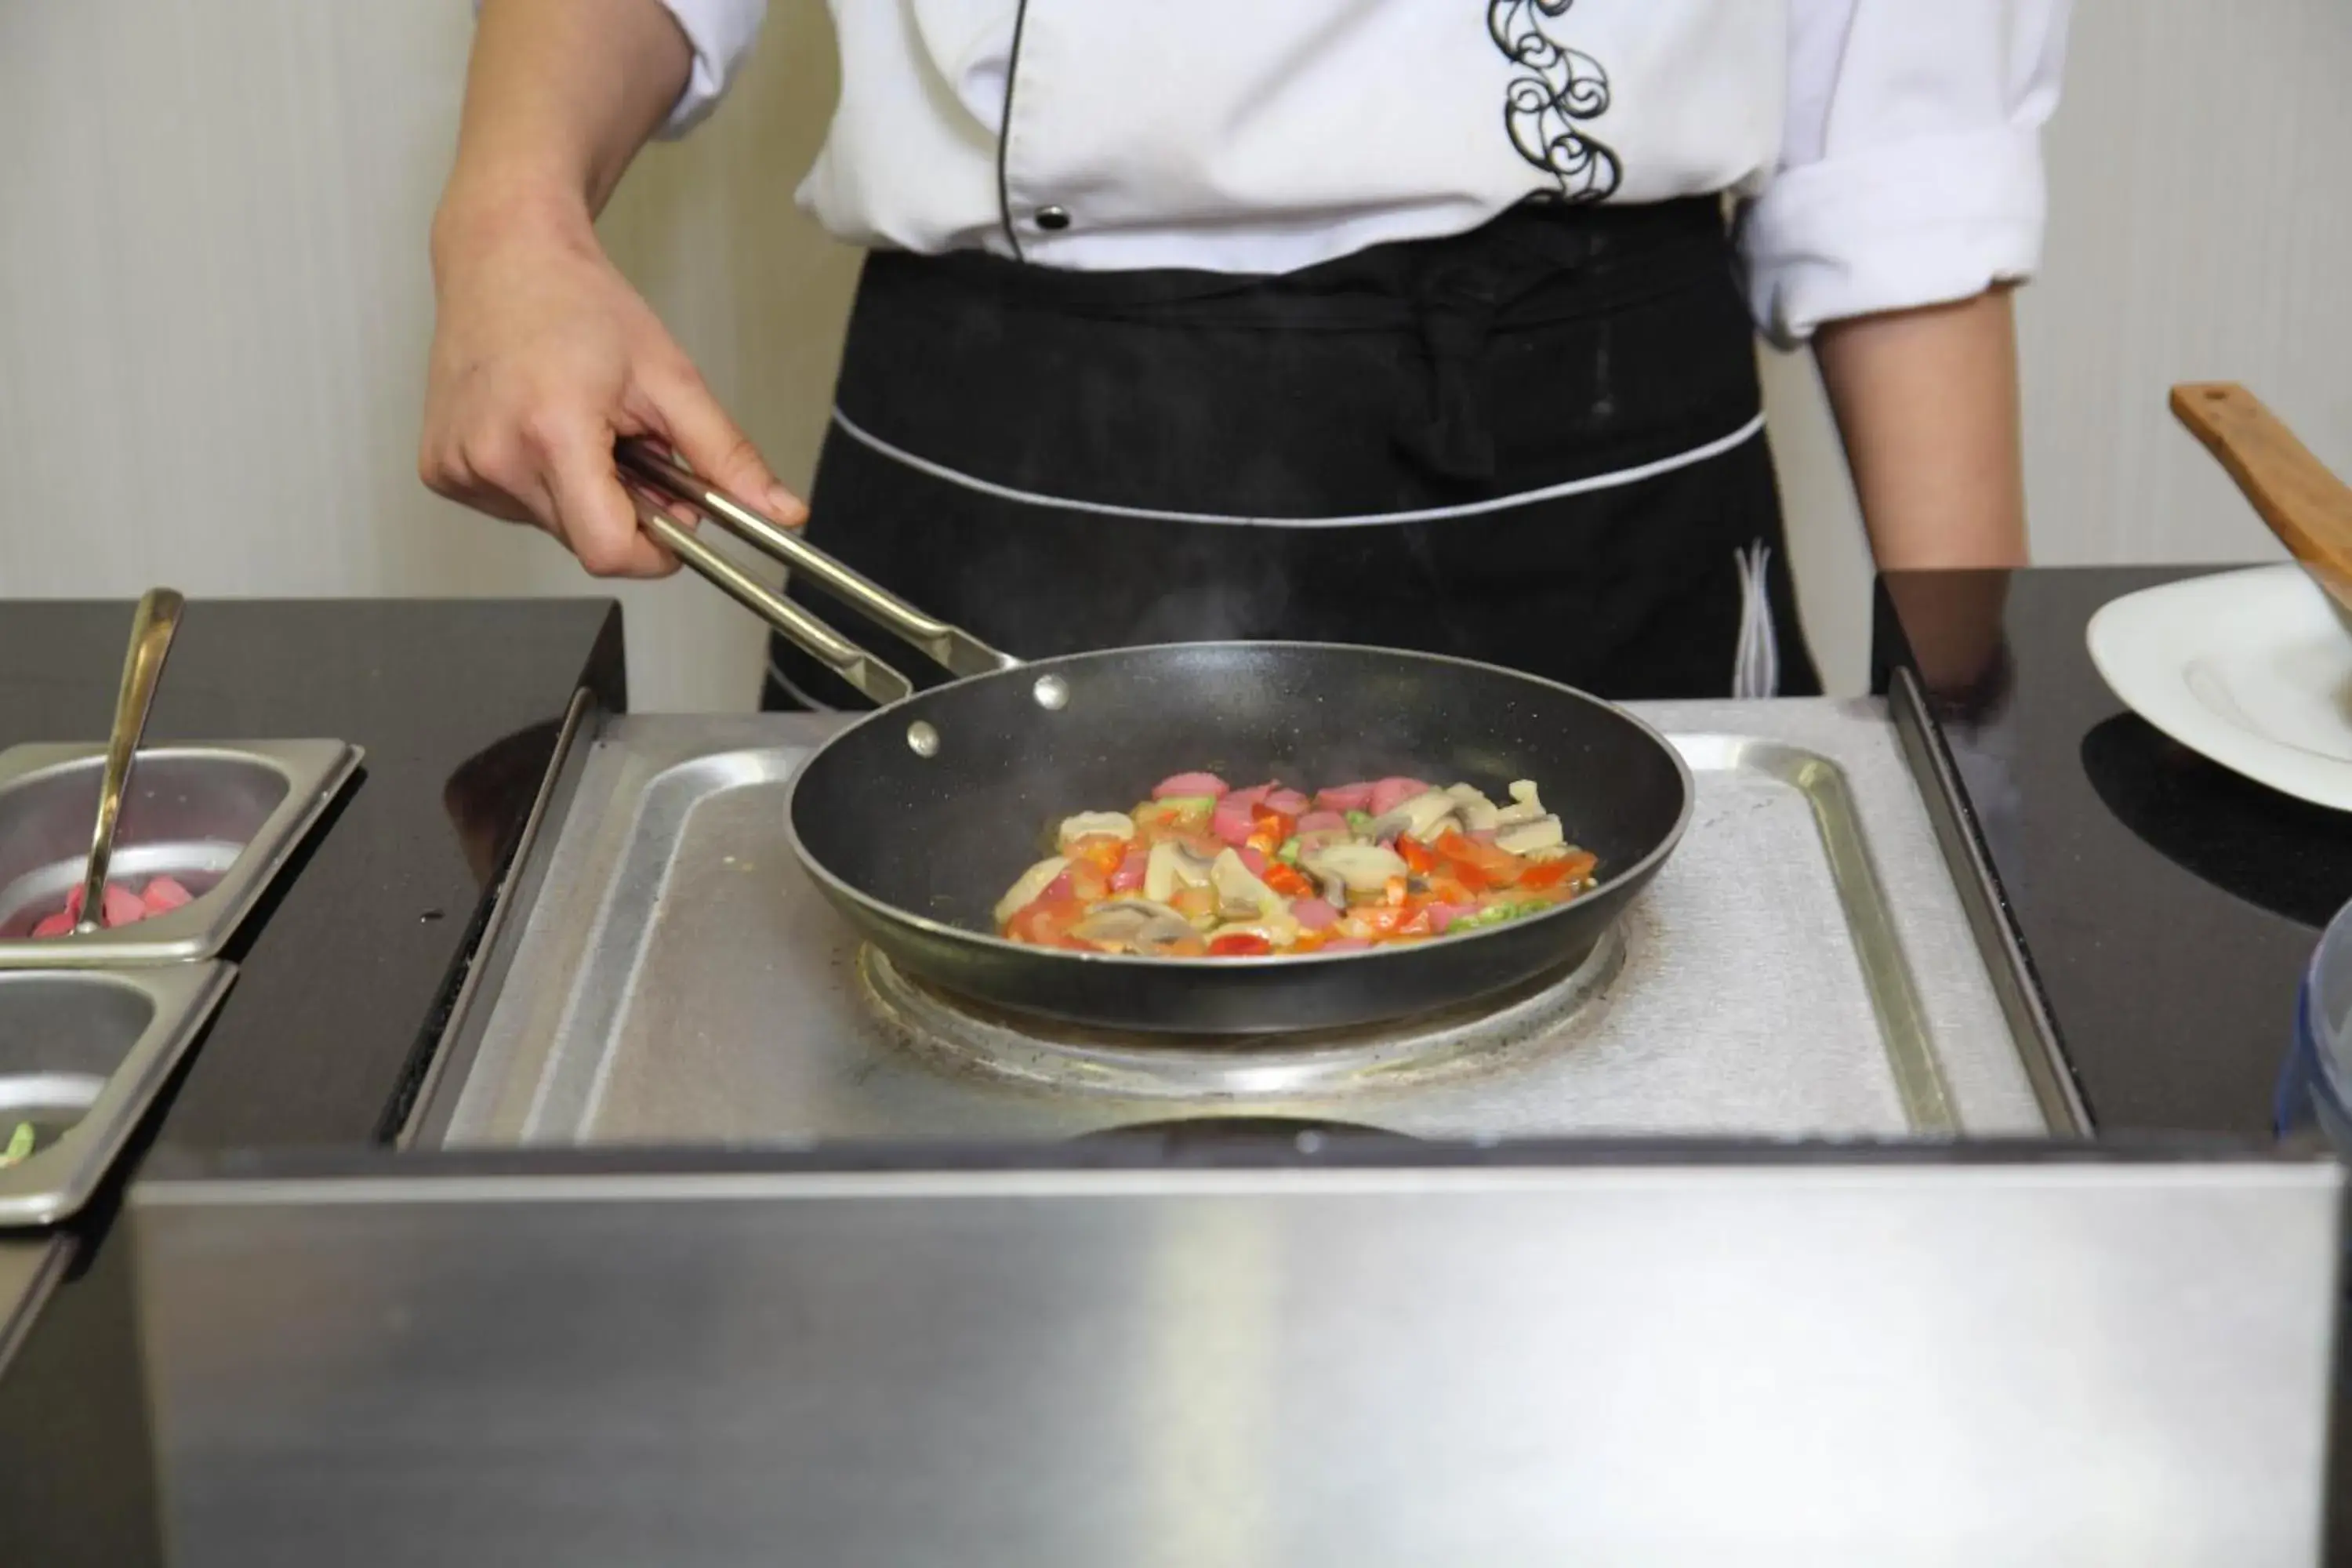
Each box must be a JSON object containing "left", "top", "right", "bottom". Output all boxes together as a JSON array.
[{"left": 74, "top": 589, "right": 185, "bottom": 935}]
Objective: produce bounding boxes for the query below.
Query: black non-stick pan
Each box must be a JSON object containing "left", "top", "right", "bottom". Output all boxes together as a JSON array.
[{"left": 619, "top": 443, "right": 1693, "bottom": 1034}]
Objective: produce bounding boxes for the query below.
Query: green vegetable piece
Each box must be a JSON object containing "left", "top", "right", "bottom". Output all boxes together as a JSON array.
[
  {"left": 1345, "top": 811, "right": 1373, "bottom": 832},
  {"left": 1276, "top": 838, "right": 1301, "bottom": 863},
  {"left": 2, "top": 1122, "right": 34, "bottom": 1167}
]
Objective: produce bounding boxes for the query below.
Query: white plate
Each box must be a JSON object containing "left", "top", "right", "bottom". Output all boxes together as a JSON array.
[{"left": 2087, "top": 564, "right": 2352, "bottom": 810}]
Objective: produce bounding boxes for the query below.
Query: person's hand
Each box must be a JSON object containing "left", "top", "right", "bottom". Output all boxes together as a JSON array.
[{"left": 420, "top": 200, "right": 804, "bottom": 577}]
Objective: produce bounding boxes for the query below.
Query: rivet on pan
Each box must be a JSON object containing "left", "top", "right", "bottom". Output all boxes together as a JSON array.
[
  {"left": 906, "top": 721, "right": 941, "bottom": 758},
  {"left": 1033, "top": 675, "right": 1070, "bottom": 711}
]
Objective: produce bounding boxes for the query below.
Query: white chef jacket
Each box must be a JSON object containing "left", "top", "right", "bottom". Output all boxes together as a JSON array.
[{"left": 650, "top": 1, "right": 2070, "bottom": 347}]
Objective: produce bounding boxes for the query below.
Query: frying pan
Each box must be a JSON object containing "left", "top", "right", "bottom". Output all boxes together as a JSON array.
[{"left": 619, "top": 442, "right": 1693, "bottom": 1034}]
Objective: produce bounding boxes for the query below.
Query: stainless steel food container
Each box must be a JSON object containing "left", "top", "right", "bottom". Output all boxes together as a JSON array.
[
  {"left": 0, "top": 740, "right": 359, "bottom": 967},
  {"left": 0, "top": 964, "right": 234, "bottom": 1225}
]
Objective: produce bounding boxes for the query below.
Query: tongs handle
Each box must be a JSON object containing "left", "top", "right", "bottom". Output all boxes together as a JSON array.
[
  {"left": 616, "top": 440, "right": 1018, "bottom": 693},
  {"left": 622, "top": 491, "right": 913, "bottom": 708}
]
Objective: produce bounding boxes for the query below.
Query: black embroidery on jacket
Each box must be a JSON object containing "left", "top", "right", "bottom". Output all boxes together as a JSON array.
[{"left": 1487, "top": 0, "right": 1621, "bottom": 201}]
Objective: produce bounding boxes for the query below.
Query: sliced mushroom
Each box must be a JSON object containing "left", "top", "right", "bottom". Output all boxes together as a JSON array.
[
  {"left": 1210, "top": 848, "right": 1286, "bottom": 921},
  {"left": 1310, "top": 865, "right": 1349, "bottom": 906},
  {"left": 1070, "top": 898, "right": 1202, "bottom": 956},
  {"left": 1494, "top": 781, "right": 1548, "bottom": 828},
  {"left": 1494, "top": 816, "right": 1566, "bottom": 856},
  {"left": 1365, "top": 789, "right": 1461, "bottom": 844},
  {"left": 1143, "top": 839, "right": 1218, "bottom": 903},
  {"left": 1057, "top": 811, "right": 1137, "bottom": 850},
  {"left": 993, "top": 856, "right": 1070, "bottom": 925},
  {"left": 1300, "top": 840, "right": 1409, "bottom": 896},
  {"left": 1444, "top": 783, "right": 1502, "bottom": 833}
]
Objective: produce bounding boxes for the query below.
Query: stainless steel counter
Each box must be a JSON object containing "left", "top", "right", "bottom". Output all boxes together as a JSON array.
[
  {"left": 424, "top": 700, "right": 2049, "bottom": 1149},
  {"left": 0, "top": 1235, "right": 69, "bottom": 1372}
]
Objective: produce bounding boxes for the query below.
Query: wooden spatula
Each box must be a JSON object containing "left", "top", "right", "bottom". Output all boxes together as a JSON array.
[{"left": 2171, "top": 383, "right": 2352, "bottom": 630}]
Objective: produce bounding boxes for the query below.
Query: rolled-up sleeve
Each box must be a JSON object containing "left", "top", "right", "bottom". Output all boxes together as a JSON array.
[
  {"left": 651, "top": 0, "right": 768, "bottom": 136},
  {"left": 1738, "top": 0, "right": 2074, "bottom": 346}
]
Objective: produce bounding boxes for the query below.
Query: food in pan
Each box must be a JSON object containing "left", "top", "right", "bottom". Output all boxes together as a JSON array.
[
  {"left": 26, "top": 876, "right": 195, "bottom": 938},
  {"left": 996, "top": 771, "right": 1599, "bottom": 956}
]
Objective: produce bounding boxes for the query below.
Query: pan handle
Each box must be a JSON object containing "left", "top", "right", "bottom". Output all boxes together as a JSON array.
[
  {"left": 626, "top": 488, "right": 913, "bottom": 707},
  {"left": 617, "top": 439, "right": 1019, "bottom": 682}
]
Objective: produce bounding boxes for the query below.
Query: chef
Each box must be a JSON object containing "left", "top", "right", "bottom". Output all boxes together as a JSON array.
[{"left": 422, "top": 0, "right": 2071, "bottom": 702}]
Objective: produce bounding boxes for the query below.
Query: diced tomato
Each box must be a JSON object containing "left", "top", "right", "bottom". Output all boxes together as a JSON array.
[
  {"left": 1207, "top": 931, "right": 1274, "bottom": 957},
  {"left": 1004, "top": 898, "right": 1089, "bottom": 949},
  {"left": 1351, "top": 905, "right": 1414, "bottom": 936},
  {"left": 1425, "top": 876, "right": 1477, "bottom": 906},
  {"left": 1250, "top": 801, "right": 1298, "bottom": 837},
  {"left": 141, "top": 876, "right": 195, "bottom": 913},
  {"left": 1110, "top": 848, "right": 1149, "bottom": 892},
  {"left": 1396, "top": 834, "right": 1439, "bottom": 875},
  {"left": 1243, "top": 830, "right": 1281, "bottom": 858},
  {"left": 1067, "top": 862, "right": 1110, "bottom": 904},
  {"left": 1383, "top": 875, "right": 1409, "bottom": 907},
  {"left": 1152, "top": 772, "right": 1229, "bottom": 800},
  {"left": 1263, "top": 862, "right": 1314, "bottom": 899},
  {"left": 1135, "top": 799, "right": 1214, "bottom": 839},
  {"left": 1070, "top": 836, "right": 1127, "bottom": 877},
  {"left": 30, "top": 911, "right": 71, "bottom": 938},
  {"left": 1396, "top": 907, "right": 1436, "bottom": 938},
  {"left": 1517, "top": 851, "right": 1598, "bottom": 892},
  {"left": 1435, "top": 830, "right": 1526, "bottom": 889}
]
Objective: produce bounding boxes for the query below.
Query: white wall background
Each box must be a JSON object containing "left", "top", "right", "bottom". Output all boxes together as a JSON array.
[{"left": 3, "top": 2, "right": 2346, "bottom": 705}]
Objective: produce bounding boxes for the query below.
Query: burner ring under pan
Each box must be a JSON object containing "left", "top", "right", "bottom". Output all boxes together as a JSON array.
[{"left": 858, "top": 924, "right": 1626, "bottom": 1102}]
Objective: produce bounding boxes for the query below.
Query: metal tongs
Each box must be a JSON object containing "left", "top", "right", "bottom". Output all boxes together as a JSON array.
[{"left": 615, "top": 441, "right": 1017, "bottom": 706}]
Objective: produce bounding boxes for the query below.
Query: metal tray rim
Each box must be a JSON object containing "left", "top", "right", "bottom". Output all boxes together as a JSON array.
[
  {"left": 0, "top": 739, "right": 361, "bottom": 968},
  {"left": 433, "top": 708, "right": 2013, "bottom": 1148}
]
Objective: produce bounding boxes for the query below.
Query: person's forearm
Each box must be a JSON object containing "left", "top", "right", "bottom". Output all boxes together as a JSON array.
[
  {"left": 1813, "top": 288, "right": 2030, "bottom": 570},
  {"left": 432, "top": 0, "right": 691, "bottom": 260}
]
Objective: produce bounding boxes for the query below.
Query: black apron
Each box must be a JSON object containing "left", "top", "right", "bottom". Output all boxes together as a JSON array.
[{"left": 763, "top": 197, "right": 1820, "bottom": 709}]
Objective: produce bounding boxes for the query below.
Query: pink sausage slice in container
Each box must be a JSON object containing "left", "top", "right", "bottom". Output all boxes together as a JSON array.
[
  {"left": 101, "top": 884, "right": 144, "bottom": 927},
  {"left": 1294, "top": 810, "right": 1348, "bottom": 836}
]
